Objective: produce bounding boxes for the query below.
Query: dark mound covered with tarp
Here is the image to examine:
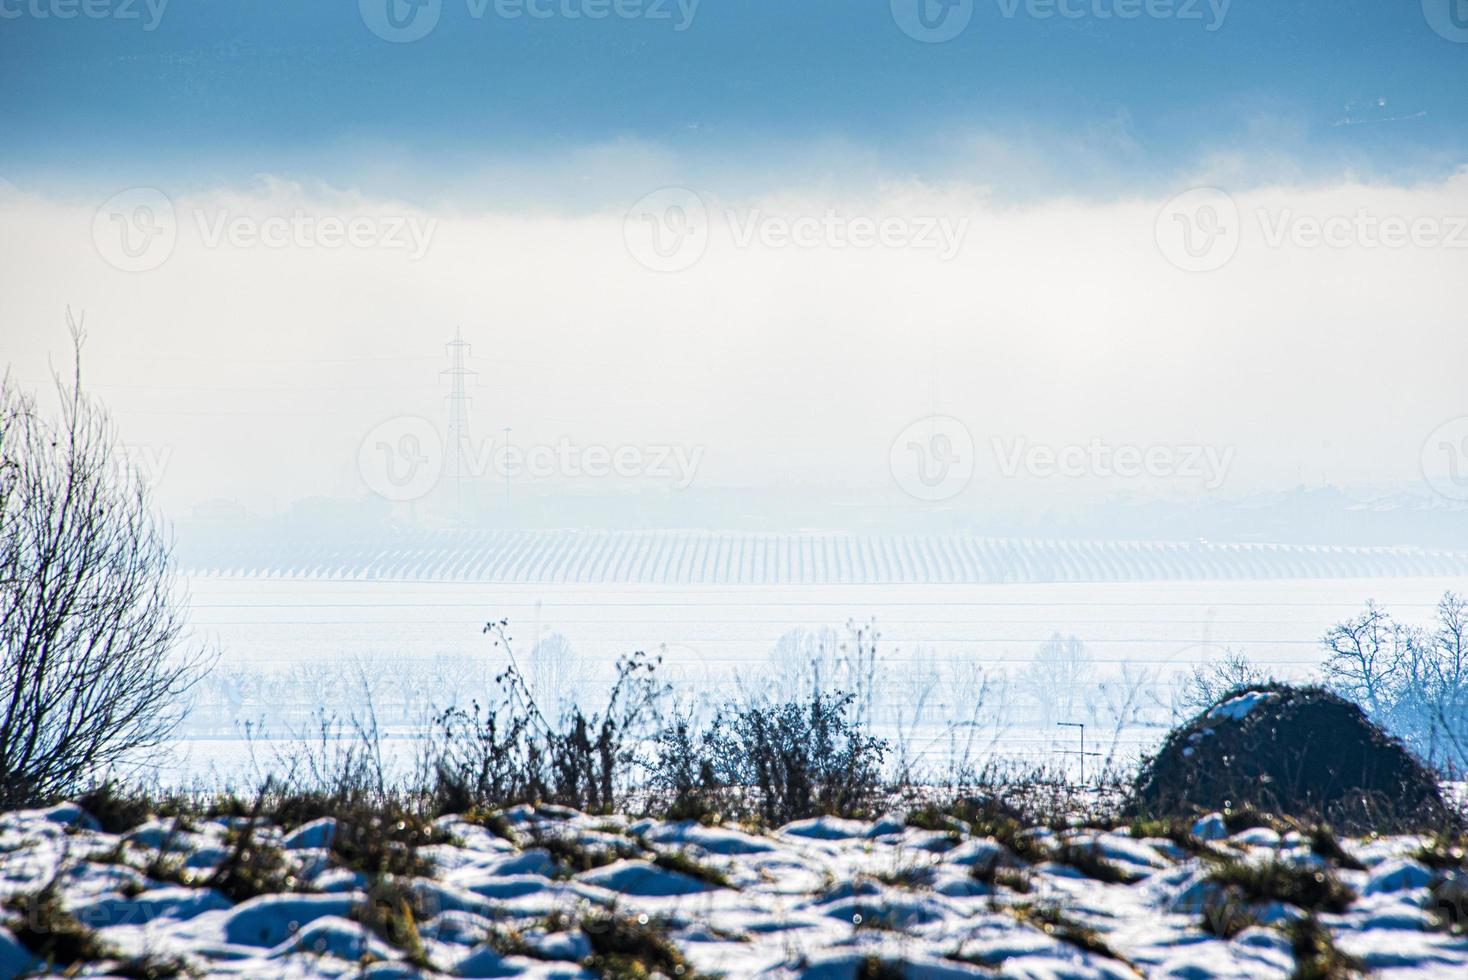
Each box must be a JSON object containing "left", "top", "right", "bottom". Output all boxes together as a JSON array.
[{"left": 1132, "top": 684, "right": 1453, "bottom": 832}]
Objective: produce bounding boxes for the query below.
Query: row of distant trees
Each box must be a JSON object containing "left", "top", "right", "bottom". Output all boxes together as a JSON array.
[{"left": 3, "top": 317, "right": 1467, "bottom": 804}]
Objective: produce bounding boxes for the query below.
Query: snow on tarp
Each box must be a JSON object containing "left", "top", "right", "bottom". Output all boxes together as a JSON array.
[{"left": 1207, "top": 689, "right": 1277, "bottom": 721}]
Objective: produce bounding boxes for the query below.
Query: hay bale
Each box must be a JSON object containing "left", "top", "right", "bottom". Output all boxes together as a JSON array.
[{"left": 1131, "top": 684, "right": 1453, "bottom": 832}]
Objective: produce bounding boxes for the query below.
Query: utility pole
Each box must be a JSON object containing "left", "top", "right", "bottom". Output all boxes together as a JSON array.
[
  {"left": 1057, "top": 721, "right": 1101, "bottom": 789},
  {"left": 440, "top": 329, "right": 477, "bottom": 527}
]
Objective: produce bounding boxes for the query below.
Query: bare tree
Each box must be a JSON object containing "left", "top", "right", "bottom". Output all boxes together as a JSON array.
[
  {"left": 762, "top": 621, "right": 880, "bottom": 727},
  {"left": 1174, "top": 648, "right": 1271, "bottom": 718},
  {"left": 1092, "top": 664, "right": 1161, "bottom": 770},
  {"left": 1321, "top": 600, "right": 1412, "bottom": 717},
  {"left": 1021, "top": 632, "right": 1092, "bottom": 728},
  {"left": 525, "top": 632, "right": 584, "bottom": 716},
  {"left": 0, "top": 315, "right": 207, "bottom": 805},
  {"left": 765, "top": 626, "right": 843, "bottom": 702},
  {"left": 1320, "top": 593, "right": 1468, "bottom": 773}
]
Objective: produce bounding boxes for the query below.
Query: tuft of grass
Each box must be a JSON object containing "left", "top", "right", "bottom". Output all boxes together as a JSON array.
[
  {"left": 1011, "top": 903, "right": 1127, "bottom": 964},
  {"left": 1205, "top": 857, "right": 1356, "bottom": 914},
  {"left": 141, "top": 817, "right": 192, "bottom": 883},
  {"left": 1284, "top": 916, "right": 1363, "bottom": 980},
  {"left": 581, "top": 911, "right": 701, "bottom": 980},
  {"left": 1200, "top": 893, "right": 1259, "bottom": 939},
  {"left": 650, "top": 848, "right": 733, "bottom": 889},
  {"left": 460, "top": 806, "right": 518, "bottom": 844},
  {"left": 872, "top": 863, "right": 935, "bottom": 891},
  {"left": 1413, "top": 833, "right": 1468, "bottom": 872},
  {"left": 87, "top": 838, "right": 132, "bottom": 867},
  {"left": 531, "top": 828, "right": 635, "bottom": 876},
  {"left": 926, "top": 798, "right": 1055, "bottom": 868},
  {"left": 1053, "top": 841, "right": 1144, "bottom": 885},
  {"left": 108, "top": 953, "right": 196, "bottom": 979},
  {"left": 205, "top": 815, "right": 299, "bottom": 902},
  {"left": 970, "top": 852, "right": 1033, "bottom": 894},
  {"left": 855, "top": 955, "right": 908, "bottom": 979},
  {"left": 476, "top": 923, "right": 541, "bottom": 959},
  {"left": 352, "top": 878, "right": 432, "bottom": 969},
  {"left": 1125, "top": 815, "right": 1190, "bottom": 840},
  {"left": 1305, "top": 824, "right": 1365, "bottom": 872},
  {"left": 4, "top": 875, "right": 117, "bottom": 968},
  {"left": 323, "top": 798, "right": 445, "bottom": 879},
  {"left": 1126, "top": 815, "right": 1231, "bottom": 861},
  {"left": 1222, "top": 805, "right": 1286, "bottom": 835},
  {"left": 75, "top": 783, "right": 153, "bottom": 834},
  {"left": 1429, "top": 873, "right": 1468, "bottom": 936},
  {"left": 905, "top": 804, "right": 971, "bottom": 836}
]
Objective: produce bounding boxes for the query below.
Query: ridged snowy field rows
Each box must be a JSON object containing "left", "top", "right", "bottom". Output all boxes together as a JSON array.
[{"left": 182, "top": 533, "right": 1468, "bottom": 585}]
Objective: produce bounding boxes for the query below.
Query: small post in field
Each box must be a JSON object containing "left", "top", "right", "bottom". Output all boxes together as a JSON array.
[{"left": 1057, "top": 721, "right": 1101, "bottom": 789}]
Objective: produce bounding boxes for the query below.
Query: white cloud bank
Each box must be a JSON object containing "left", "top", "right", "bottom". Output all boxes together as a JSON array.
[{"left": 1, "top": 167, "right": 1465, "bottom": 516}]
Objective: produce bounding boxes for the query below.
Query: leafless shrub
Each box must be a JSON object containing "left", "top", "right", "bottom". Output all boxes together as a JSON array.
[
  {"left": 1173, "top": 649, "right": 1271, "bottom": 719},
  {"left": 0, "top": 315, "right": 208, "bottom": 806},
  {"left": 431, "top": 620, "right": 666, "bottom": 814},
  {"left": 1021, "top": 633, "right": 1092, "bottom": 729},
  {"left": 650, "top": 691, "right": 889, "bottom": 826}
]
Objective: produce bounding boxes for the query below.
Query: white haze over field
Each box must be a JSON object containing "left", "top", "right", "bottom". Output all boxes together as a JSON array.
[{"left": 2, "top": 163, "right": 1466, "bottom": 522}]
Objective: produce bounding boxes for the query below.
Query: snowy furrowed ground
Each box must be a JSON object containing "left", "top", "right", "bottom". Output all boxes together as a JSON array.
[{"left": 2, "top": 802, "right": 1466, "bottom": 979}]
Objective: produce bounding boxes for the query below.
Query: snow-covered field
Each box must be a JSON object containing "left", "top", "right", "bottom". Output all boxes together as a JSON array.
[
  {"left": 182, "top": 576, "right": 1467, "bottom": 675},
  {"left": 166, "top": 576, "right": 1467, "bottom": 785},
  {"left": 2, "top": 799, "right": 1465, "bottom": 978}
]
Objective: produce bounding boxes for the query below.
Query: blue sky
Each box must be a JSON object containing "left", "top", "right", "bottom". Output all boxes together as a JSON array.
[
  {"left": 4, "top": 2, "right": 1468, "bottom": 523},
  {"left": 2, "top": 1, "right": 1465, "bottom": 200}
]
